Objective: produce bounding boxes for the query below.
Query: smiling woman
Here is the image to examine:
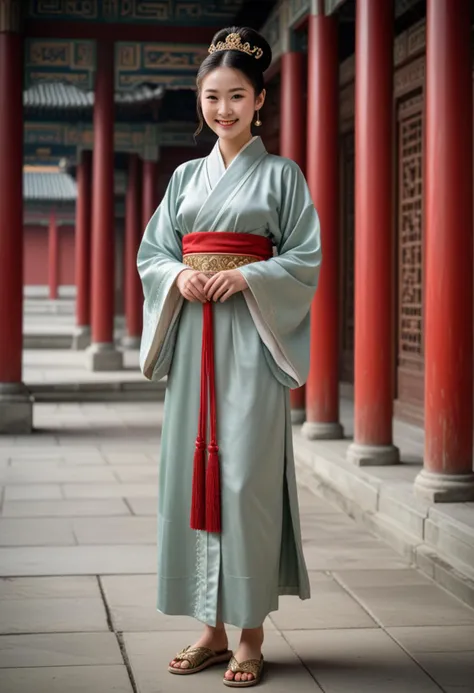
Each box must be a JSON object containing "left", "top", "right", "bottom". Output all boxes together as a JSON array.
[
  {"left": 194, "top": 27, "right": 271, "bottom": 150},
  {"left": 137, "top": 25, "right": 321, "bottom": 689}
]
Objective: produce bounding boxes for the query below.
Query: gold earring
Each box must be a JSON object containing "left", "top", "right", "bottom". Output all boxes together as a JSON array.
[{"left": 254, "top": 110, "right": 262, "bottom": 127}]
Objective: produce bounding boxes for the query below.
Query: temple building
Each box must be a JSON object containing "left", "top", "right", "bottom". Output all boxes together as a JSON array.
[{"left": 0, "top": 0, "right": 473, "bottom": 511}]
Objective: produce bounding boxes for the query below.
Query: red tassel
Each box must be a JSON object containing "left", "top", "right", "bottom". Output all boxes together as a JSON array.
[
  {"left": 205, "top": 442, "right": 221, "bottom": 533},
  {"left": 190, "top": 437, "right": 206, "bottom": 530}
]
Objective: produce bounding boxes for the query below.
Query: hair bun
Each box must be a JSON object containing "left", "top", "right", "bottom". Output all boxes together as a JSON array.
[{"left": 210, "top": 26, "right": 272, "bottom": 73}]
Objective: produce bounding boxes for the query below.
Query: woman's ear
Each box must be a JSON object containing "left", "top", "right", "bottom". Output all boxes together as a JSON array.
[{"left": 255, "top": 88, "right": 266, "bottom": 111}]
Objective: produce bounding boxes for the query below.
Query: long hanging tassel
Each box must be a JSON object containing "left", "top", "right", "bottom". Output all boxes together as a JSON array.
[
  {"left": 189, "top": 302, "right": 209, "bottom": 531},
  {"left": 190, "top": 436, "right": 206, "bottom": 530},
  {"left": 206, "top": 441, "right": 221, "bottom": 532},
  {"left": 204, "top": 301, "right": 221, "bottom": 533}
]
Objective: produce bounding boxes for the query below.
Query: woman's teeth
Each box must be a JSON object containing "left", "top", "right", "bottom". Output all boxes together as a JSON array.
[{"left": 217, "top": 120, "right": 237, "bottom": 126}]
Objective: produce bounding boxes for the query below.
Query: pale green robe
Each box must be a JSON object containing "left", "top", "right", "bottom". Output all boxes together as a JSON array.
[{"left": 138, "top": 136, "right": 321, "bottom": 628}]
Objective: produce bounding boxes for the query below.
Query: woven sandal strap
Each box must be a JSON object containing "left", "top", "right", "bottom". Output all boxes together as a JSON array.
[
  {"left": 228, "top": 655, "right": 262, "bottom": 676},
  {"left": 175, "top": 646, "right": 214, "bottom": 667}
]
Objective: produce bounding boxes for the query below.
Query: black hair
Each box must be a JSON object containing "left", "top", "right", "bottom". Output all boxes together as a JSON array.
[{"left": 195, "top": 26, "right": 272, "bottom": 136}]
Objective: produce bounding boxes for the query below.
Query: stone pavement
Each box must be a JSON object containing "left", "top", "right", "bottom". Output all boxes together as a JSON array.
[{"left": 1, "top": 402, "right": 474, "bottom": 693}]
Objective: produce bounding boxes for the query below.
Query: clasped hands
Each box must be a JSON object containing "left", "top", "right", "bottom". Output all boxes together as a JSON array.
[{"left": 176, "top": 268, "right": 248, "bottom": 304}]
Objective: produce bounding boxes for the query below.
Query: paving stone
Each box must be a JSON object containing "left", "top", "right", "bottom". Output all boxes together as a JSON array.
[
  {"left": 0, "top": 467, "right": 117, "bottom": 484},
  {"left": 300, "top": 512, "right": 376, "bottom": 542},
  {"left": 302, "top": 541, "right": 409, "bottom": 571},
  {"left": 269, "top": 573, "right": 376, "bottom": 630},
  {"left": 4, "top": 485, "right": 63, "bottom": 501},
  {"left": 0, "top": 632, "right": 122, "bottom": 667},
  {"left": 0, "top": 576, "right": 99, "bottom": 600},
  {"left": 73, "top": 517, "right": 156, "bottom": 544},
  {"left": 0, "top": 664, "right": 133, "bottom": 692},
  {"left": 9, "top": 437, "right": 60, "bottom": 447},
  {"left": 9, "top": 456, "right": 107, "bottom": 467},
  {"left": 414, "top": 652, "right": 474, "bottom": 689},
  {"left": 1, "top": 597, "right": 108, "bottom": 634},
  {"left": 0, "top": 545, "right": 156, "bottom": 576},
  {"left": 329, "top": 579, "right": 474, "bottom": 627},
  {"left": 284, "top": 628, "right": 444, "bottom": 692},
  {"left": 388, "top": 625, "right": 474, "bottom": 652},
  {"left": 297, "top": 486, "right": 341, "bottom": 513},
  {"left": 63, "top": 483, "right": 157, "bottom": 499},
  {"left": 103, "top": 452, "right": 155, "bottom": 465},
  {"left": 112, "top": 466, "right": 158, "bottom": 483},
  {"left": 126, "top": 498, "right": 157, "bottom": 516},
  {"left": 2, "top": 499, "right": 131, "bottom": 517},
  {"left": 333, "top": 569, "right": 432, "bottom": 588},
  {"left": 123, "top": 630, "right": 322, "bottom": 693},
  {"left": 0, "top": 518, "right": 75, "bottom": 546}
]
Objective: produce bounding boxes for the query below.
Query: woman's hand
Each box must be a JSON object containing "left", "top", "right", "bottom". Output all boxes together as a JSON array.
[
  {"left": 176, "top": 269, "right": 208, "bottom": 303},
  {"left": 204, "top": 269, "right": 249, "bottom": 303}
]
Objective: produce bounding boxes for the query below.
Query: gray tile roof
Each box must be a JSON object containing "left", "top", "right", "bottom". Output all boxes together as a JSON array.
[
  {"left": 23, "top": 172, "right": 77, "bottom": 201},
  {"left": 24, "top": 83, "right": 164, "bottom": 108}
]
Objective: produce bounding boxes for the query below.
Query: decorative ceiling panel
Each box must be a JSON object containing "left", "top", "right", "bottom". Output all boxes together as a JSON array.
[
  {"left": 115, "top": 42, "right": 208, "bottom": 90},
  {"left": 24, "top": 39, "right": 96, "bottom": 90},
  {"left": 27, "top": 0, "right": 244, "bottom": 26}
]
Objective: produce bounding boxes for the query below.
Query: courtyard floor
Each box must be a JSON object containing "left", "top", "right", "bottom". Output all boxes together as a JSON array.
[{"left": 1, "top": 398, "right": 474, "bottom": 692}]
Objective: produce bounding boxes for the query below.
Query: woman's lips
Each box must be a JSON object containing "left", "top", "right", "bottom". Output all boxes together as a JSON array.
[{"left": 216, "top": 119, "right": 237, "bottom": 128}]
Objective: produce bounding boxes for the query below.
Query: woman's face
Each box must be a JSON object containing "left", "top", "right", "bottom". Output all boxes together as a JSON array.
[{"left": 200, "top": 66, "right": 265, "bottom": 142}]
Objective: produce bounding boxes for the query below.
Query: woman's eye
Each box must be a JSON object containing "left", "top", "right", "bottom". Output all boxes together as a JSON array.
[{"left": 232, "top": 95, "right": 242, "bottom": 100}]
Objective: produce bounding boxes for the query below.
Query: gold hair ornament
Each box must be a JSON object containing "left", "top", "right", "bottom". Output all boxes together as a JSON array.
[{"left": 208, "top": 32, "right": 263, "bottom": 60}]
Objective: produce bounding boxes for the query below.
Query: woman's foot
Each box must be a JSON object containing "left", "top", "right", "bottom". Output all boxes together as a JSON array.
[
  {"left": 224, "top": 626, "right": 264, "bottom": 683},
  {"left": 169, "top": 623, "right": 229, "bottom": 670}
]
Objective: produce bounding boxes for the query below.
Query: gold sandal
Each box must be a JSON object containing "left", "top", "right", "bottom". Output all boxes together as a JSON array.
[
  {"left": 168, "top": 645, "right": 232, "bottom": 675},
  {"left": 223, "top": 654, "right": 264, "bottom": 687}
]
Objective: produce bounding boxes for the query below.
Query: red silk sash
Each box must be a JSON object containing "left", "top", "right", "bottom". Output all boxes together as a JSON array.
[{"left": 182, "top": 232, "right": 273, "bottom": 533}]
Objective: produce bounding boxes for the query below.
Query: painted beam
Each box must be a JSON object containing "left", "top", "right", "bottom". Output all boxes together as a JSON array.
[
  {"left": 25, "top": 37, "right": 208, "bottom": 90},
  {"left": 26, "top": 1, "right": 244, "bottom": 26},
  {"left": 115, "top": 42, "right": 207, "bottom": 91}
]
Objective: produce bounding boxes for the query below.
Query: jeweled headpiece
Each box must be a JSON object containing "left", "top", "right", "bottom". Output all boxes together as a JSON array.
[{"left": 208, "top": 32, "right": 263, "bottom": 60}]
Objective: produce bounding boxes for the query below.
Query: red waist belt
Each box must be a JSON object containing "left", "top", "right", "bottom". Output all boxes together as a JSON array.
[{"left": 182, "top": 232, "right": 273, "bottom": 533}]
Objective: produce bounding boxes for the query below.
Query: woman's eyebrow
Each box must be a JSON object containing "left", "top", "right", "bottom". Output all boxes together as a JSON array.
[{"left": 204, "top": 87, "right": 247, "bottom": 93}]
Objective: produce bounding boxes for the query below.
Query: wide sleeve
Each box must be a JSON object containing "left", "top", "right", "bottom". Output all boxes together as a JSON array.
[
  {"left": 137, "top": 169, "right": 188, "bottom": 381},
  {"left": 238, "top": 161, "right": 322, "bottom": 388}
]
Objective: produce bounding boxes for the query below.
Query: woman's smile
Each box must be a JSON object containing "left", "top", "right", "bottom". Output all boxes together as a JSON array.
[{"left": 216, "top": 119, "right": 238, "bottom": 128}]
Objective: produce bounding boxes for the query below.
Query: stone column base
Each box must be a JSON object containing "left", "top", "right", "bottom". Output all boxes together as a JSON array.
[
  {"left": 291, "top": 408, "right": 306, "bottom": 425},
  {"left": 71, "top": 325, "right": 91, "bottom": 350},
  {"left": 347, "top": 442, "right": 400, "bottom": 466},
  {"left": 85, "top": 343, "right": 123, "bottom": 372},
  {"left": 414, "top": 468, "right": 474, "bottom": 502},
  {"left": 121, "top": 334, "right": 141, "bottom": 350},
  {"left": 0, "top": 383, "right": 33, "bottom": 434},
  {"left": 301, "top": 420, "right": 344, "bottom": 440}
]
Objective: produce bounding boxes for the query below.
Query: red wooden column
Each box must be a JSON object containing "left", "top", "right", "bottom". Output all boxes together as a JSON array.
[
  {"left": 86, "top": 41, "right": 123, "bottom": 371},
  {"left": 72, "top": 150, "right": 92, "bottom": 349},
  {"left": 0, "top": 0, "right": 32, "bottom": 433},
  {"left": 414, "top": 0, "right": 474, "bottom": 501},
  {"left": 346, "top": 0, "right": 399, "bottom": 465},
  {"left": 302, "top": 6, "right": 343, "bottom": 440},
  {"left": 48, "top": 211, "right": 59, "bottom": 300},
  {"left": 123, "top": 153, "right": 143, "bottom": 349},
  {"left": 280, "top": 49, "right": 307, "bottom": 425},
  {"left": 142, "top": 159, "right": 158, "bottom": 229}
]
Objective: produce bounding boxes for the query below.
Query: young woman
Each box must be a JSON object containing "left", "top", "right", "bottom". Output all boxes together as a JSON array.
[{"left": 138, "top": 26, "right": 321, "bottom": 688}]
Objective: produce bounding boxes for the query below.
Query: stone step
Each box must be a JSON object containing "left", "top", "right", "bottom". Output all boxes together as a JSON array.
[
  {"left": 24, "top": 334, "right": 74, "bottom": 349},
  {"left": 28, "top": 381, "right": 165, "bottom": 403},
  {"left": 293, "top": 428, "right": 474, "bottom": 611}
]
